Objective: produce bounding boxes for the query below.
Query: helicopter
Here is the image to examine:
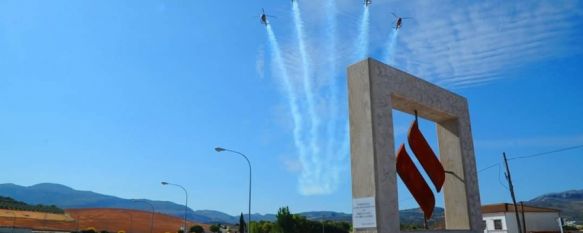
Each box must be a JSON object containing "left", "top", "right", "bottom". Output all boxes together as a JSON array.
[
  {"left": 259, "top": 8, "right": 274, "bottom": 26},
  {"left": 364, "top": 0, "right": 372, "bottom": 7},
  {"left": 392, "top": 13, "right": 411, "bottom": 30}
]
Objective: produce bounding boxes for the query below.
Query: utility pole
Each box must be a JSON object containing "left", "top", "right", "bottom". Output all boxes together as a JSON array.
[
  {"left": 557, "top": 217, "right": 564, "bottom": 233},
  {"left": 503, "top": 152, "right": 522, "bottom": 233}
]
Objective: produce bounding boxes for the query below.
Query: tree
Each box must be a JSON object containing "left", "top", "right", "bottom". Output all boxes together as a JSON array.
[
  {"left": 322, "top": 221, "right": 351, "bottom": 233},
  {"left": 275, "top": 207, "right": 295, "bottom": 233},
  {"left": 209, "top": 224, "right": 221, "bottom": 233},
  {"left": 259, "top": 222, "right": 273, "bottom": 233},
  {"left": 239, "top": 213, "right": 247, "bottom": 233},
  {"left": 292, "top": 215, "right": 312, "bottom": 233},
  {"left": 190, "top": 225, "right": 205, "bottom": 233},
  {"left": 250, "top": 221, "right": 274, "bottom": 233},
  {"left": 260, "top": 221, "right": 275, "bottom": 233},
  {"left": 274, "top": 207, "right": 352, "bottom": 233}
]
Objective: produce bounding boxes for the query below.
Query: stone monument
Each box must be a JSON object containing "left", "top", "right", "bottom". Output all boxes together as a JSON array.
[{"left": 348, "top": 59, "right": 482, "bottom": 233}]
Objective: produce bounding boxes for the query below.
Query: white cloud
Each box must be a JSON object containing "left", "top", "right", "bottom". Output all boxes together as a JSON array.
[{"left": 390, "top": 1, "right": 583, "bottom": 88}]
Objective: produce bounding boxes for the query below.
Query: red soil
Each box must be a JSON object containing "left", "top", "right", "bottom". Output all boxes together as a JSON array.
[{"left": 0, "top": 208, "right": 207, "bottom": 233}]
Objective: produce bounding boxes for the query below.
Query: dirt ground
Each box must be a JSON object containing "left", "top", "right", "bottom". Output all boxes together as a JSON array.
[{"left": 0, "top": 208, "right": 208, "bottom": 233}]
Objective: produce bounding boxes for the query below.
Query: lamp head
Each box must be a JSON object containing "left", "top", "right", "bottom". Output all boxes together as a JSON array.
[
  {"left": 214, "top": 147, "right": 226, "bottom": 152},
  {"left": 161, "top": 181, "right": 168, "bottom": 185}
]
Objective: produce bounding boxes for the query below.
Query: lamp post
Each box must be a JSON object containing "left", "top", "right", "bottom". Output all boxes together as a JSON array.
[
  {"left": 214, "top": 147, "right": 252, "bottom": 233},
  {"left": 162, "top": 181, "right": 189, "bottom": 232},
  {"left": 133, "top": 199, "right": 155, "bottom": 233}
]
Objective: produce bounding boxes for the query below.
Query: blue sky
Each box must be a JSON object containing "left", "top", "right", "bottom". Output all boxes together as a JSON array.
[{"left": 1, "top": 0, "right": 582, "bottom": 216}]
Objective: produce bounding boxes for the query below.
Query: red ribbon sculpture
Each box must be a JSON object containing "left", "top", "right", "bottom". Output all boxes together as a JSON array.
[{"left": 396, "top": 111, "right": 446, "bottom": 221}]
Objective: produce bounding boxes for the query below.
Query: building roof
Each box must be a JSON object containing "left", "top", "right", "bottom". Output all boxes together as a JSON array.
[{"left": 481, "top": 203, "right": 560, "bottom": 214}]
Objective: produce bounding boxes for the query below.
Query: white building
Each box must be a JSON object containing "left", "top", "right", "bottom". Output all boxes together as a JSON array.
[{"left": 482, "top": 203, "right": 562, "bottom": 233}]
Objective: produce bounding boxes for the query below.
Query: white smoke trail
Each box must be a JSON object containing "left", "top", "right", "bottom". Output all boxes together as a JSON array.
[
  {"left": 266, "top": 25, "right": 310, "bottom": 179},
  {"left": 356, "top": 6, "right": 370, "bottom": 59},
  {"left": 291, "top": 1, "right": 322, "bottom": 193},
  {"left": 383, "top": 29, "right": 399, "bottom": 64},
  {"left": 324, "top": 0, "right": 339, "bottom": 186},
  {"left": 262, "top": 0, "right": 581, "bottom": 197}
]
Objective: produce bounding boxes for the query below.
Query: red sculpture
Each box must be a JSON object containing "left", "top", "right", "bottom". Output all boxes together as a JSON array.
[
  {"left": 396, "top": 144, "right": 436, "bottom": 220},
  {"left": 408, "top": 119, "right": 445, "bottom": 192},
  {"left": 396, "top": 112, "right": 446, "bottom": 221}
]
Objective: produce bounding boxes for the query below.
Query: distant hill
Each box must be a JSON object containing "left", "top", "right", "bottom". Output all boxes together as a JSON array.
[
  {"left": 301, "top": 211, "right": 351, "bottom": 222},
  {"left": 400, "top": 207, "right": 444, "bottom": 226},
  {"left": 192, "top": 210, "right": 276, "bottom": 223},
  {"left": 192, "top": 210, "right": 238, "bottom": 224},
  {"left": 528, "top": 189, "right": 583, "bottom": 222},
  {"left": 0, "top": 183, "right": 287, "bottom": 224},
  {"left": 0, "top": 195, "right": 64, "bottom": 213},
  {"left": 0, "top": 183, "right": 213, "bottom": 223}
]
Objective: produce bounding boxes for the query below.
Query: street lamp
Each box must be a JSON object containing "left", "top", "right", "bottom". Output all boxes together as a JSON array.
[
  {"left": 161, "top": 181, "right": 189, "bottom": 232},
  {"left": 214, "top": 147, "right": 252, "bottom": 233},
  {"left": 133, "top": 199, "right": 155, "bottom": 233}
]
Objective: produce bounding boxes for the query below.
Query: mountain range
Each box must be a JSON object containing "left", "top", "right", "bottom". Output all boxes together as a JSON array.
[
  {"left": 0, "top": 183, "right": 349, "bottom": 224},
  {"left": 527, "top": 189, "right": 583, "bottom": 222},
  {"left": 0, "top": 183, "right": 580, "bottom": 224}
]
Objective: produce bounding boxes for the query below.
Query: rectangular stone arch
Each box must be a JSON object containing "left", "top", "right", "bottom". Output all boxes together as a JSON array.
[{"left": 348, "top": 58, "right": 482, "bottom": 233}]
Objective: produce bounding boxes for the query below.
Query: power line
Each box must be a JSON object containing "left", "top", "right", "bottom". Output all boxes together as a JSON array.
[
  {"left": 477, "top": 143, "right": 583, "bottom": 172},
  {"left": 478, "top": 163, "right": 499, "bottom": 173},
  {"left": 507, "top": 144, "right": 583, "bottom": 160},
  {"left": 477, "top": 161, "right": 509, "bottom": 190}
]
